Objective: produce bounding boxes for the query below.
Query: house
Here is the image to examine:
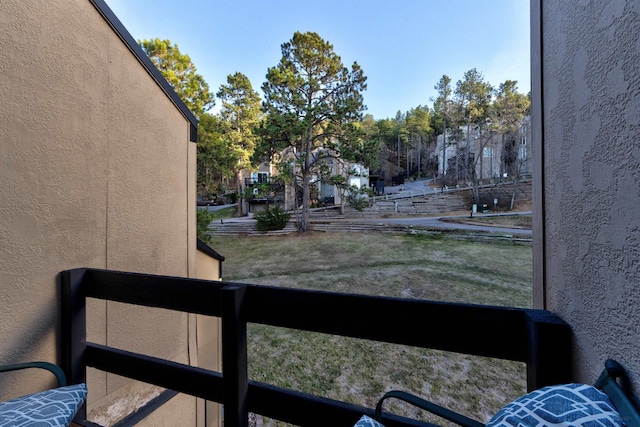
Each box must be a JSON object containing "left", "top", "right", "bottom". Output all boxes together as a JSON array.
[
  {"left": 241, "top": 150, "right": 368, "bottom": 213},
  {"left": 1, "top": 0, "right": 223, "bottom": 425},
  {"left": 317, "top": 157, "right": 369, "bottom": 207},
  {"left": 238, "top": 163, "right": 284, "bottom": 215},
  {"left": 434, "top": 116, "right": 532, "bottom": 183},
  {"left": 475, "top": 116, "right": 532, "bottom": 180}
]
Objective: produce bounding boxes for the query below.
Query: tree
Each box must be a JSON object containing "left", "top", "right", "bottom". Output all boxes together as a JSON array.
[
  {"left": 494, "top": 80, "right": 530, "bottom": 132},
  {"left": 372, "top": 117, "right": 398, "bottom": 173},
  {"left": 455, "top": 68, "right": 493, "bottom": 180},
  {"left": 197, "top": 113, "right": 239, "bottom": 197},
  {"left": 216, "top": 72, "right": 262, "bottom": 214},
  {"left": 358, "top": 115, "right": 387, "bottom": 176},
  {"left": 455, "top": 69, "right": 493, "bottom": 198},
  {"left": 433, "top": 75, "right": 453, "bottom": 186},
  {"left": 404, "top": 106, "right": 432, "bottom": 178},
  {"left": 254, "top": 31, "right": 368, "bottom": 232},
  {"left": 393, "top": 111, "right": 410, "bottom": 172},
  {"left": 493, "top": 80, "right": 530, "bottom": 209},
  {"left": 140, "top": 38, "right": 214, "bottom": 117}
]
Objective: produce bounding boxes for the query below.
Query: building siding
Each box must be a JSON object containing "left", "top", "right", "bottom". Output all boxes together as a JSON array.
[
  {"left": 0, "top": 0, "right": 197, "bottom": 424},
  {"left": 535, "top": 0, "right": 640, "bottom": 397}
]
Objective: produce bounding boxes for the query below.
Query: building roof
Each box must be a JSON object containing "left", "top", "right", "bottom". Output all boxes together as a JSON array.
[
  {"left": 197, "top": 239, "right": 225, "bottom": 261},
  {"left": 88, "top": 0, "right": 198, "bottom": 142}
]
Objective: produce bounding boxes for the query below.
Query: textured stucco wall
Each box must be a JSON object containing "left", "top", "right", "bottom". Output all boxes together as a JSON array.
[
  {"left": 0, "top": 0, "right": 196, "bottom": 424},
  {"left": 194, "top": 249, "right": 223, "bottom": 427},
  {"left": 538, "top": 0, "right": 640, "bottom": 392}
]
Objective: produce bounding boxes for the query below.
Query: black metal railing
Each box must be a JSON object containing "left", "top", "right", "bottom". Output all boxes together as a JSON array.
[{"left": 61, "top": 268, "right": 571, "bottom": 427}]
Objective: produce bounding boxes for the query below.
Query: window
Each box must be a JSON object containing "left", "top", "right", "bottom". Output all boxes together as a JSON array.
[
  {"left": 251, "top": 172, "right": 269, "bottom": 183},
  {"left": 519, "top": 146, "right": 527, "bottom": 159}
]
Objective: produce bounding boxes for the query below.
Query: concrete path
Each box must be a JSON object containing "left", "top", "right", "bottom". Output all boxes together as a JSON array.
[
  {"left": 372, "top": 213, "right": 532, "bottom": 235},
  {"left": 198, "top": 203, "right": 237, "bottom": 212},
  {"left": 384, "top": 178, "right": 436, "bottom": 195}
]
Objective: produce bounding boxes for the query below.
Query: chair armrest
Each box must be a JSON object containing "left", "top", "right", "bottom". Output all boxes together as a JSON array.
[
  {"left": 0, "top": 361, "right": 67, "bottom": 387},
  {"left": 595, "top": 359, "right": 640, "bottom": 427},
  {"left": 375, "top": 390, "right": 485, "bottom": 427}
]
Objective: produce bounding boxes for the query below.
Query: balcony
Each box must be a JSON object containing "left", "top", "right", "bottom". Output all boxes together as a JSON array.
[
  {"left": 61, "top": 268, "right": 571, "bottom": 427},
  {"left": 243, "top": 179, "right": 285, "bottom": 205}
]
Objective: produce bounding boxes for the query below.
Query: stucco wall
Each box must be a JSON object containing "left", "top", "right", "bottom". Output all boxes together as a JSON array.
[
  {"left": 0, "top": 0, "right": 197, "bottom": 424},
  {"left": 194, "top": 249, "right": 223, "bottom": 427},
  {"left": 535, "top": 0, "right": 640, "bottom": 393}
]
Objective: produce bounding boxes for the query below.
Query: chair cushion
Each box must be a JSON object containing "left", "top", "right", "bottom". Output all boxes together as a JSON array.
[
  {"left": 487, "top": 383, "right": 624, "bottom": 427},
  {"left": 354, "top": 414, "right": 386, "bottom": 427},
  {"left": 0, "top": 383, "right": 87, "bottom": 427}
]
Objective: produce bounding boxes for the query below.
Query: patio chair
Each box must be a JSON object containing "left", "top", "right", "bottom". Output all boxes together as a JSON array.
[
  {"left": 0, "top": 361, "right": 87, "bottom": 427},
  {"left": 358, "top": 359, "right": 640, "bottom": 427}
]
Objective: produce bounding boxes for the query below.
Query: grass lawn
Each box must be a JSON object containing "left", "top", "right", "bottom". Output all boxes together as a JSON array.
[
  {"left": 215, "top": 232, "right": 533, "bottom": 426},
  {"left": 197, "top": 205, "right": 237, "bottom": 220}
]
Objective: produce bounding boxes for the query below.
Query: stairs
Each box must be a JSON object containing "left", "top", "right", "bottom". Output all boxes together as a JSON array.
[
  {"left": 341, "top": 193, "right": 469, "bottom": 218},
  {"left": 207, "top": 218, "right": 441, "bottom": 236},
  {"left": 206, "top": 219, "right": 298, "bottom": 236}
]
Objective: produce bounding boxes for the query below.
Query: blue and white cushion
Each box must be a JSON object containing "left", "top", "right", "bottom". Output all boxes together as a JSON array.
[
  {"left": 0, "top": 383, "right": 87, "bottom": 427},
  {"left": 354, "top": 414, "right": 386, "bottom": 427},
  {"left": 487, "top": 383, "right": 624, "bottom": 427}
]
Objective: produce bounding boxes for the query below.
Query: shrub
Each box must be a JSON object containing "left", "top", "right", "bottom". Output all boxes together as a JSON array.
[
  {"left": 254, "top": 205, "right": 291, "bottom": 231},
  {"left": 197, "top": 208, "right": 217, "bottom": 244},
  {"left": 345, "top": 186, "right": 373, "bottom": 211}
]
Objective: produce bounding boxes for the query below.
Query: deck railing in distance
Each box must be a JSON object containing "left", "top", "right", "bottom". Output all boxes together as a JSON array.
[{"left": 61, "top": 268, "right": 572, "bottom": 427}]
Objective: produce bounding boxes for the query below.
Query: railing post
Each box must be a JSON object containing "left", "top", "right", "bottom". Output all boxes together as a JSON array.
[
  {"left": 221, "top": 285, "right": 249, "bottom": 427},
  {"left": 525, "top": 310, "right": 572, "bottom": 391},
  {"left": 60, "top": 268, "right": 87, "bottom": 420}
]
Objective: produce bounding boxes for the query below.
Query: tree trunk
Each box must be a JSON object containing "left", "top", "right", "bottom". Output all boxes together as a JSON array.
[
  {"left": 300, "top": 170, "right": 310, "bottom": 231},
  {"left": 236, "top": 170, "right": 244, "bottom": 216},
  {"left": 300, "top": 126, "right": 313, "bottom": 232},
  {"left": 454, "top": 143, "right": 459, "bottom": 184},
  {"left": 479, "top": 140, "right": 484, "bottom": 181},
  {"left": 416, "top": 134, "right": 421, "bottom": 178},
  {"left": 510, "top": 176, "right": 518, "bottom": 211}
]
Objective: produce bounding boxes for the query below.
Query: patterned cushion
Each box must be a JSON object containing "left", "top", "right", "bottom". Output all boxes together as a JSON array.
[
  {"left": 0, "top": 383, "right": 87, "bottom": 427},
  {"left": 487, "top": 383, "right": 624, "bottom": 427},
  {"left": 354, "top": 414, "right": 386, "bottom": 427}
]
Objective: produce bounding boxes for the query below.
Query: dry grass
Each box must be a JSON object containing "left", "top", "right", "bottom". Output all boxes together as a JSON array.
[{"left": 216, "top": 232, "right": 532, "bottom": 426}]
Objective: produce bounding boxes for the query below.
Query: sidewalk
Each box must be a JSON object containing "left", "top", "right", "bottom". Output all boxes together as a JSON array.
[{"left": 383, "top": 178, "right": 433, "bottom": 195}]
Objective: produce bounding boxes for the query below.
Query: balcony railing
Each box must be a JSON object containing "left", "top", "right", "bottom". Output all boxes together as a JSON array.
[{"left": 61, "top": 268, "right": 571, "bottom": 427}]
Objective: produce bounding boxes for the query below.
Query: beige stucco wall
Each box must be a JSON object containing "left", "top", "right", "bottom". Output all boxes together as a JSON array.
[
  {"left": 0, "top": 0, "right": 197, "bottom": 425},
  {"left": 534, "top": 0, "right": 640, "bottom": 395},
  {"left": 194, "top": 249, "right": 223, "bottom": 427}
]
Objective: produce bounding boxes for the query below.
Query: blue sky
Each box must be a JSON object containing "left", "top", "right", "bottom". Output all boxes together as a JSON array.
[{"left": 104, "top": 0, "right": 530, "bottom": 120}]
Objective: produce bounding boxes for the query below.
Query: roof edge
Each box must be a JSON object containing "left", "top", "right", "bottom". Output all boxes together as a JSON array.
[
  {"left": 88, "top": 0, "right": 198, "bottom": 142},
  {"left": 197, "top": 239, "right": 225, "bottom": 261}
]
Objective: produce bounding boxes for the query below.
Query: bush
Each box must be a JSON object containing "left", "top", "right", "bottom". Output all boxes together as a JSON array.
[
  {"left": 227, "top": 191, "right": 238, "bottom": 203},
  {"left": 345, "top": 186, "right": 373, "bottom": 211},
  {"left": 254, "top": 205, "right": 291, "bottom": 231},
  {"left": 197, "top": 208, "right": 217, "bottom": 244}
]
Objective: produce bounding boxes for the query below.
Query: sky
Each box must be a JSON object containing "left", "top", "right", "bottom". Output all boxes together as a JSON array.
[{"left": 104, "top": 0, "right": 530, "bottom": 120}]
